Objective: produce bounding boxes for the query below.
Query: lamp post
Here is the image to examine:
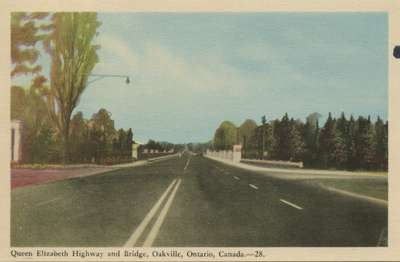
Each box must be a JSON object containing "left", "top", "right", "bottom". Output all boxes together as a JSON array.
[{"left": 87, "top": 73, "right": 131, "bottom": 86}]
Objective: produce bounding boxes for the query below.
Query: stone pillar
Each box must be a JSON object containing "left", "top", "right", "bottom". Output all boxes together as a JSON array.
[
  {"left": 232, "top": 144, "right": 242, "bottom": 163},
  {"left": 11, "top": 120, "right": 22, "bottom": 163}
]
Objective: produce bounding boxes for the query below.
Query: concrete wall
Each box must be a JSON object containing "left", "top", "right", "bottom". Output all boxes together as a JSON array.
[
  {"left": 241, "top": 158, "right": 303, "bottom": 168},
  {"left": 206, "top": 144, "right": 242, "bottom": 163}
]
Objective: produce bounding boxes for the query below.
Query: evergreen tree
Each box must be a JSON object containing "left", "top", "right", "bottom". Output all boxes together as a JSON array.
[
  {"left": 275, "top": 113, "right": 291, "bottom": 160},
  {"left": 264, "top": 123, "right": 275, "bottom": 158},
  {"left": 261, "top": 115, "right": 267, "bottom": 125},
  {"left": 355, "top": 116, "right": 376, "bottom": 170},
  {"left": 288, "top": 119, "right": 304, "bottom": 161},
  {"left": 313, "top": 120, "right": 320, "bottom": 166},
  {"left": 117, "top": 129, "right": 127, "bottom": 155},
  {"left": 333, "top": 113, "right": 348, "bottom": 169},
  {"left": 303, "top": 113, "right": 321, "bottom": 166},
  {"left": 127, "top": 128, "right": 133, "bottom": 157},
  {"left": 319, "top": 113, "right": 336, "bottom": 168},
  {"left": 374, "top": 117, "right": 388, "bottom": 170},
  {"left": 346, "top": 115, "right": 357, "bottom": 169},
  {"left": 336, "top": 112, "right": 348, "bottom": 135},
  {"left": 333, "top": 132, "right": 348, "bottom": 169}
]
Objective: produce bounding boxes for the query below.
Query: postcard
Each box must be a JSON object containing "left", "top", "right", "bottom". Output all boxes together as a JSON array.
[{"left": 0, "top": 0, "right": 399, "bottom": 261}]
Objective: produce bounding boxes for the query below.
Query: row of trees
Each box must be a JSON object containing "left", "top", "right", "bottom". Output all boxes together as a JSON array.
[
  {"left": 145, "top": 140, "right": 175, "bottom": 152},
  {"left": 11, "top": 12, "right": 103, "bottom": 163},
  {"left": 212, "top": 112, "right": 388, "bottom": 171},
  {"left": 70, "top": 109, "right": 134, "bottom": 164},
  {"left": 12, "top": 83, "right": 134, "bottom": 164}
]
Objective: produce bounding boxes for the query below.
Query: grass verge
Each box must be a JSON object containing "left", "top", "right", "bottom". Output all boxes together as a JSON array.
[{"left": 318, "top": 179, "right": 388, "bottom": 201}]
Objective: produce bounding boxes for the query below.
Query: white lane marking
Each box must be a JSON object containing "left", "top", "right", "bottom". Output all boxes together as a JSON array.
[
  {"left": 249, "top": 184, "right": 258, "bottom": 190},
  {"left": 143, "top": 178, "right": 182, "bottom": 247},
  {"left": 280, "top": 199, "right": 303, "bottom": 210},
  {"left": 183, "top": 157, "right": 191, "bottom": 170},
  {"left": 233, "top": 176, "right": 240, "bottom": 180},
  {"left": 124, "top": 179, "right": 177, "bottom": 247}
]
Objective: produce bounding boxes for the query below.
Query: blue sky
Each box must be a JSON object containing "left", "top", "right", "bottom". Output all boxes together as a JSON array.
[{"left": 13, "top": 13, "right": 388, "bottom": 143}]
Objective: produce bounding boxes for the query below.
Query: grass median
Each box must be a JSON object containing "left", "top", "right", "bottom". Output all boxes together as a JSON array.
[{"left": 317, "top": 178, "right": 388, "bottom": 201}]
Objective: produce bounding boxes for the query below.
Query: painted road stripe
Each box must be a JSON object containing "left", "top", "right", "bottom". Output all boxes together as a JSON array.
[
  {"left": 124, "top": 178, "right": 177, "bottom": 247},
  {"left": 249, "top": 184, "right": 258, "bottom": 190},
  {"left": 233, "top": 176, "right": 240, "bottom": 180},
  {"left": 183, "top": 157, "right": 191, "bottom": 170},
  {"left": 280, "top": 199, "right": 303, "bottom": 210},
  {"left": 143, "top": 178, "right": 182, "bottom": 247}
]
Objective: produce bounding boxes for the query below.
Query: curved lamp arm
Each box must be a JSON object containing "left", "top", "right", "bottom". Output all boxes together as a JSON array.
[{"left": 88, "top": 74, "right": 130, "bottom": 85}]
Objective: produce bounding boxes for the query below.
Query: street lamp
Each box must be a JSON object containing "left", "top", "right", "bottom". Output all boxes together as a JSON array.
[{"left": 87, "top": 73, "right": 131, "bottom": 86}]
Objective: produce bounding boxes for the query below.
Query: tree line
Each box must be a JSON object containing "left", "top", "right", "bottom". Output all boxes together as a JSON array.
[
  {"left": 212, "top": 112, "right": 388, "bottom": 171},
  {"left": 12, "top": 85, "right": 134, "bottom": 164},
  {"left": 145, "top": 140, "right": 175, "bottom": 152}
]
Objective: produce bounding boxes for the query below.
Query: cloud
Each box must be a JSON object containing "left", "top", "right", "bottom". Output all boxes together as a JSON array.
[
  {"left": 95, "top": 33, "right": 251, "bottom": 97},
  {"left": 95, "top": 33, "right": 138, "bottom": 74}
]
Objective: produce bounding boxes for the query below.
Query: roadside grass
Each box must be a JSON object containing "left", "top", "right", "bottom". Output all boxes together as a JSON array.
[
  {"left": 351, "top": 171, "right": 388, "bottom": 176},
  {"left": 302, "top": 166, "right": 388, "bottom": 176},
  {"left": 11, "top": 163, "right": 101, "bottom": 169},
  {"left": 318, "top": 179, "right": 388, "bottom": 201},
  {"left": 12, "top": 163, "right": 66, "bottom": 169}
]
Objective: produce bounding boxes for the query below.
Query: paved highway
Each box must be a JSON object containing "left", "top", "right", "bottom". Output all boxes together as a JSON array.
[{"left": 11, "top": 153, "right": 387, "bottom": 247}]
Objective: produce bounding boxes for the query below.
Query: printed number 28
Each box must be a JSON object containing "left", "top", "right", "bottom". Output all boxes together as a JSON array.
[{"left": 255, "top": 250, "right": 264, "bottom": 258}]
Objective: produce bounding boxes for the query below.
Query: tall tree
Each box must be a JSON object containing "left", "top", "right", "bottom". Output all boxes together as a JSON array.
[
  {"left": 275, "top": 113, "right": 291, "bottom": 160},
  {"left": 303, "top": 113, "right": 321, "bottom": 166},
  {"left": 239, "top": 119, "right": 257, "bottom": 156},
  {"left": 117, "top": 129, "right": 127, "bottom": 154},
  {"left": 374, "top": 117, "right": 387, "bottom": 170},
  {"left": 90, "top": 108, "right": 116, "bottom": 162},
  {"left": 347, "top": 115, "right": 357, "bottom": 169},
  {"left": 261, "top": 115, "right": 267, "bottom": 125},
  {"left": 355, "top": 116, "right": 376, "bottom": 170},
  {"left": 333, "top": 113, "right": 348, "bottom": 168},
  {"left": 43, "top": 13, "right": 101, "bottom": 162},
  {"left": 126, "top": 128, "right": 133, "bottom": 157},
  {"left": 288, "top": 119, "right": 305, "bottom": 161},
  {"left": 319, "top": 113, "right": 336, "bottom": 168},
  {"left": 213, "top": 121, "right": 237, "bottom": 150}
]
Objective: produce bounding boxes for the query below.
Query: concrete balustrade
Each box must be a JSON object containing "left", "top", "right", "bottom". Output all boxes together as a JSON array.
[{"left": 205, "top": 144, "right": 242, "bottom": 163}]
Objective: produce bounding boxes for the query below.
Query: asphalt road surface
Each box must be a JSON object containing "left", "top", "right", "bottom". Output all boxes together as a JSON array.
[{"left": 11, "top": 153, "right": 387, "bottom": 247}]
